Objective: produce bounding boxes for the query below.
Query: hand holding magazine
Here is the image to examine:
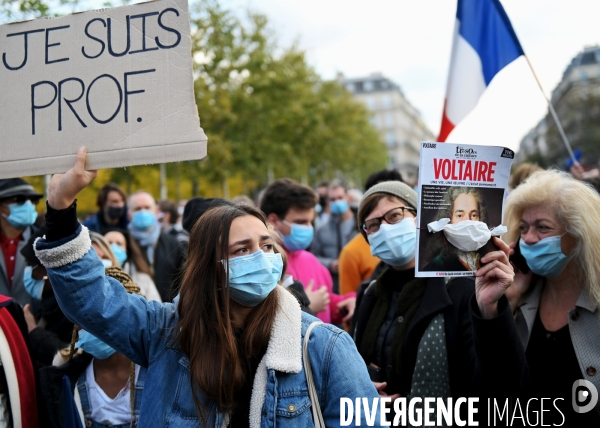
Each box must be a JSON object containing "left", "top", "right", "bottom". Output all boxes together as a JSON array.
[{"left": 415, "top": 142, "right": 514, "bottom": 277}]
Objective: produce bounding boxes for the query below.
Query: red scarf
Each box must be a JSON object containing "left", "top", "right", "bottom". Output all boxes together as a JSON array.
[{"left": 0, "top": 295, "right": 38, "bottom": 428}]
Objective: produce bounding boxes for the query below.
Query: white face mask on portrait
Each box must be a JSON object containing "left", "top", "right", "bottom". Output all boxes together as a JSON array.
[{"left": 427, "top": 218, "right": 506, "bottom": 252}]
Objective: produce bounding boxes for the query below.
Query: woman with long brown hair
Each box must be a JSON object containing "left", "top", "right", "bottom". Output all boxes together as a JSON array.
[{"left": 34, "top": 148, "right": 378, "bottom": 427}]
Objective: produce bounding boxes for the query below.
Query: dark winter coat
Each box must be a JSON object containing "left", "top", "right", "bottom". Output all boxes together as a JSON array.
[{"left": 352, "top": 270, "right": 527, "bottom": 399}]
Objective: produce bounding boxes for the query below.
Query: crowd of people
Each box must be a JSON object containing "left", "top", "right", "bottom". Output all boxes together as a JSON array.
[{"left": 0, "top": 149, "right": 599, "bottom": 427}]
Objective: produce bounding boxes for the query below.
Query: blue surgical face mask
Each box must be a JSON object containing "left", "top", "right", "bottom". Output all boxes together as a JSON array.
[
  {"left": 101, "top": 259, "right": 113, "bottom": 268},
  {"left": 132, "top": 210, "right": 156, "bottom": 230},
  {"left": 110, "top": 244, "right": 128, "bottom": 266},
  {"left": 2, "top": 200, "right": 38, "bottom": 229},
  {"left": 330, "top": 200, "right": 349, "bottom": 216},
  {"left": 23, "top": 265, "right": 45, "bottom": 300},
  {"left": 227, "top": 250, "right": 283, "bottom": 307},
  {"left": 519, "top": 235, "right": 570, "bottom": 278},
  {"left": 76, "top": 330, "right": 117, "bottom": 360},
  {"left": 315, "top": 204, "right": 323, "bottom": 214},
  {"left": 368, "top": 218, "right": 417, "bottom": 267},
  {"left": 281, "top": 221, "right": 314, "bottom": 252}
]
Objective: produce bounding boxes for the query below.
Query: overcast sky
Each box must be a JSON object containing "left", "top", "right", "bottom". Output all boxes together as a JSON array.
[{"left": 224, "top": 0, "right": 600, "bottom": 152}]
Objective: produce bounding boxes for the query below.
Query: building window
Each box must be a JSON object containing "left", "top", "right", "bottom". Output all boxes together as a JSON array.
[
  {"left": 385, "top": 112, "right": 394, "bottom": 127},
  {"left": 346, "top": 83, "right": 354, "bottom": 92},
  {"left": 385, "top": 132, "right": 396, "bottom": 148},
  {"left": 364, "top": 80, "right": 373, "bottom": 92},
  {"left": 364, "top": 97, "right": 375, "bottom": 110},
  {"left": 580, "top": 70, "right": 588, "bottom": 82},
  {"left": 382, "top": 94, "right": 392, "bottom": 108}
]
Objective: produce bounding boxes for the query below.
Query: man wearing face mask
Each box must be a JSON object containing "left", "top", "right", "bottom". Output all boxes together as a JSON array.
[
  {"left": 83, "top": 183, "right": 129, "bottom": 233},
  {"left": 127, "top": 191, "right": 160, "bottom": 265},
  {"left": 310, "top": 180, "right": 358, "bottom": 293},
  {"left": 0, "top": 178, "right": 43, "bottom": 306},
  {"left": 314, "top": 181, "right": 330, "bottom": 228},
  {"left": 260, "top": 179, "right": 356, "bottom": 325}
]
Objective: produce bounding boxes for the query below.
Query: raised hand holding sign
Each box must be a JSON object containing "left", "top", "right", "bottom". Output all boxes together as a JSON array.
[{"left": 47, "top": 146, "right": 97, "bottom": 210}]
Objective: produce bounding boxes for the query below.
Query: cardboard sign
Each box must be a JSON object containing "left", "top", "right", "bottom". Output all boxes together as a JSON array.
[
  {"left": 0, "top": 0, "right": 207, "bottom": 178},
  {"left": 415, "top": 142, "right": 514, "bottom": 277}
]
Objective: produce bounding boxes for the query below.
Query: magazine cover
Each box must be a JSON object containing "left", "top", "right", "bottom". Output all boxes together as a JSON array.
[{"left": 415, "top": 142, "right": 514, "bottom": 277}]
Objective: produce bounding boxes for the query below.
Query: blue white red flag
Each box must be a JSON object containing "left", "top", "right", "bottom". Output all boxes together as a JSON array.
[{"left": 438, "top": 0, "right": 524, "bottom": 142}]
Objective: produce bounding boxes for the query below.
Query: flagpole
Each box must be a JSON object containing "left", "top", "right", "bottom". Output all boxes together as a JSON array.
[{"left": 523, "top": 54, "right": 577, "bottom": 164}]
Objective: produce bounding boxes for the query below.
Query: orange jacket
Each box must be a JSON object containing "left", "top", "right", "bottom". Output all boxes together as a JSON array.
[{"left": 339, "top": 234, "right": 380, "bottom": 295}]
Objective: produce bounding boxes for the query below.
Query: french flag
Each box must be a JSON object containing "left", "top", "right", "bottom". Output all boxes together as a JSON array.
[{"left": 438, "top": 0, "right": 524, "bottom": 142}]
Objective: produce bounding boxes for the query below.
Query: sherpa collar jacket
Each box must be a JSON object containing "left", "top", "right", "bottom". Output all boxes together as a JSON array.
[{"left": 35, "top": 224, "right": 379, "bottom": 427}]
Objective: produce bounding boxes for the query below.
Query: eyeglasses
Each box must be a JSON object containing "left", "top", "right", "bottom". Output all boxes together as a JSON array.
[
  {"left": 362, "top": 206, "right": 416, "bottom": 234},
  {"left": 1, "top": 195, "right": 41, "bottom": 205}
]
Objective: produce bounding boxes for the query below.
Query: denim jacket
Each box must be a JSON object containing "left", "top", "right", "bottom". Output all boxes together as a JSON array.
[{"left": 35, "top": 225, "right": 379, "bottom": 427}]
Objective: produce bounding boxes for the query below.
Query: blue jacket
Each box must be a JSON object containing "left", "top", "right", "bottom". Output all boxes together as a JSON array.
[
  {"left": 35, "top": 225, "right": 379, "bottom": 427},
  {"left": 83, "top": 210, "right": 129, "bottom": 234}
]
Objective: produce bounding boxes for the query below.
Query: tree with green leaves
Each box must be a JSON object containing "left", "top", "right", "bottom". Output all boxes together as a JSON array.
[{"left": 189, "top": 0, "right": 386, "bottom": 192}]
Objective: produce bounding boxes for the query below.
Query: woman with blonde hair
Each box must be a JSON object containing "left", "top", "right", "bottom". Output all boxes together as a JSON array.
[{"left": 504, "top": 169, "right": 600, "bottom": 425}]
